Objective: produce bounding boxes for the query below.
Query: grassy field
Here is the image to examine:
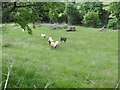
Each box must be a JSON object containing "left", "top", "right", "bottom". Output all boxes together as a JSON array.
[{"left": 2, "top": 23, "right": 118, "bottom": 88}]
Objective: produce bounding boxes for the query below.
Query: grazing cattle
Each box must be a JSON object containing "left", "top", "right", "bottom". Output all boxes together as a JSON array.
[
  {"left": 41, "top": 34, "right": 46, "bottom": 38},
  {"left": 60, "top": 37, "right": 67, "bottom": 42}
]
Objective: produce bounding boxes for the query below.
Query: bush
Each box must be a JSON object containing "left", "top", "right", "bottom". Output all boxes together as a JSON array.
[
  {"left": 83, "top": 11, "right": 100, "bottom": 27},
  {"left": 107, "top": 17, "right": 117, "bottom": 29}
]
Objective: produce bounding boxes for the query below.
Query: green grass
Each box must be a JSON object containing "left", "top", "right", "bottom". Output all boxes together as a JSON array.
[{"left": 2, "top": 23, "right": 118, "bottom": 88}]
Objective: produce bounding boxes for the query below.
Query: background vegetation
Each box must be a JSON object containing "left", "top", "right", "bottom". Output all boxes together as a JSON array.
[
  {"left": 2, "top": 1, "right": 120, "bottom": 34},
  {"left": 1, "top": 1, "right": 119, "bottom": 88}
]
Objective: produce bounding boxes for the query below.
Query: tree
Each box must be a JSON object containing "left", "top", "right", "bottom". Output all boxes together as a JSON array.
[
  {"left": 47, "top": 2, "right": 65, "bottom": 23},
  {"left": 65, "top": 2, "right": 82, "bottom": 25},
  {"left": 109, "top": 2, "right": 120, "bottom": 29},
  {"left": 2, "top": 2, "right": 65, "bottom": 34},
  {"left": 83, "top": 11, "right": 100, "bottom": 27},
  {"left": 107, "top": 17, "right": 117, "bottom": 29},
  {"left": 78, "top": 2, "right": 103, "bottom": 16},
  {"left": 2, "top": 2, "right": 40, "bottom": 35},
  {"left": 78, "top": 2, "right": 106, "bottom": 26}
]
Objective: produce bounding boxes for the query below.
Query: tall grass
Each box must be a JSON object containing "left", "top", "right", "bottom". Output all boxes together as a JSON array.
[{"left": 2, "top": 23, "right": 118, "bottom": 88}]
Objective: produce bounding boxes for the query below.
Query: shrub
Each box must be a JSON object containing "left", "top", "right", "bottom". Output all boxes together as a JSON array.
[
  {"left": 83, "top": 11, "right": 100, "bottom": 27},
  {"left": 107, "top": 17, "right": 117, "bottom": 29}
]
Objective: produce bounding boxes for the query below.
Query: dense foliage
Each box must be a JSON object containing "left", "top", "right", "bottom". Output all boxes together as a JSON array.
[
  {"left": 78, "top": 2, "right": 103, "bottom": 16},
  {"left": 107, "top": 17, "right": 117, "bottom": 29},
  {"left": 2, "top": 2, "right": 39, "bottom": 34},
  {"left": 2, "top": 1, "right": 120, "bottom": 34},
  {"left": 65, "top": 3, "right": 82, "bottom": 25},
  {"left": 83, "top": 11, "right": 100, "bottom": 27},
  {"left": 109, "top": 2, "right": 120, "bottom": 29},
  {"left": 78, "top": 2, "right": 110, "bottom": 26},
  {"left": 11, "top": 7, "right": 39, "bottom": 35},
  {"left": 2, "top": 2, "right": 65, "bottom": 34}
]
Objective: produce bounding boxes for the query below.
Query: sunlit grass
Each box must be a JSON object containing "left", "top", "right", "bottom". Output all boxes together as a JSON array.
[{"left": 2, "top": 23, "right": 118, "bottom": 88}]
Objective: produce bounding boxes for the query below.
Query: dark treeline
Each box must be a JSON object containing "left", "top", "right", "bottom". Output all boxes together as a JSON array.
[{"left": 2, "top": 2, "right": 120, "bottom": 34}]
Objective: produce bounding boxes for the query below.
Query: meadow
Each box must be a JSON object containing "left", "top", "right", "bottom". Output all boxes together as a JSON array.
[{"left": 2, "top": 23, "right": 118, "bottom": 88}]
